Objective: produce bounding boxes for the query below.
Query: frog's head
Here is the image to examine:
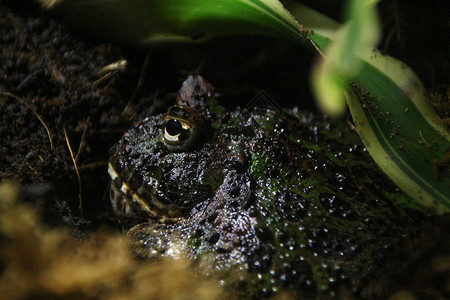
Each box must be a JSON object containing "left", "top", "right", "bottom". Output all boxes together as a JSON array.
[{"left": 108, "top": 75, "right": 250, "bottom": 225}]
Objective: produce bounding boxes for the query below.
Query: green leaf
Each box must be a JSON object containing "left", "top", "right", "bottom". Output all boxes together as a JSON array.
[
  {"left": 309, "top": 0, "right": 381, "bottom": 116},
  {"left": 39, "top": 0, "right": 309, "bottom": 47},
  {"left": 345, "top": 53, "right": 450, "bottom": 214}
]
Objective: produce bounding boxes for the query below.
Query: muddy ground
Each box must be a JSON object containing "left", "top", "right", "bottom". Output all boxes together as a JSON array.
[{"left": 0, "top": 0, "right": 449, "bottom": 299}]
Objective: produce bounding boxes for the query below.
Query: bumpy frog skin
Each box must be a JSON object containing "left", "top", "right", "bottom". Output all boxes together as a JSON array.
[{"left": 109, "top": 75, "right": 415, "bottom": 299}]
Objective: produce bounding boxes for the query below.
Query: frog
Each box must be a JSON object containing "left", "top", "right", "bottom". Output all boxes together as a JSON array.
[{"left": 108, "top": 75, "right": 417, "bottom": 299}]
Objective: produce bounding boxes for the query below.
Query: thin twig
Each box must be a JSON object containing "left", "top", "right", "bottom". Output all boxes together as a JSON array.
[
  {"left": 0, "top": 91, "right": 54, "bottom": 150},
  {"left": 64, "top": 127, "right": 84, "bottom": 219},
  {"left": 75, "top": 118, "right": 89, "bottom": 163}
]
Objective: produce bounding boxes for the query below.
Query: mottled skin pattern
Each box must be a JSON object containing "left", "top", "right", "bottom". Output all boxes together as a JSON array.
[{"left": 109, "top": 76, "right": 416, "bottom": 299}]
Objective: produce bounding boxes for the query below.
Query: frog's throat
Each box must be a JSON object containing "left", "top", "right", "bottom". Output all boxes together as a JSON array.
[{"left": 108, "top": 163, "right": 181, "bottom": 222}]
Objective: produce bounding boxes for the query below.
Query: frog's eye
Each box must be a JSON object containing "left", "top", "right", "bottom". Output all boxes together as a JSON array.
[
  {"left": 161, "top": 106, "right": 206, "bottom": 151},
  {"left": 163, "top": 118, "right": 192, "bottom": 145}
]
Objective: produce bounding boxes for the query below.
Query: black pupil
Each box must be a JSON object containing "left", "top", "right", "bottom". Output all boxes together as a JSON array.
[{"left": 166, "top": 119, "right": 183, "bottom": 136}]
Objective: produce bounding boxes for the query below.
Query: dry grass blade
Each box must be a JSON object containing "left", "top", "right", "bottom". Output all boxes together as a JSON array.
[
  {"left": 63, "top": 127, "right": 84, "bottom": 218},
  {"left": 0, "top": 91, "right": 54, "bottom": 150}
]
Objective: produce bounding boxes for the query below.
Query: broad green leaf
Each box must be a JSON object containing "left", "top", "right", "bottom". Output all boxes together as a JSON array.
[
  {"left": 39, "top": 0, "right": 309, "bottom": 47},
  {"left": 345, "top": 54, "right": 450, "bottom": 214}
]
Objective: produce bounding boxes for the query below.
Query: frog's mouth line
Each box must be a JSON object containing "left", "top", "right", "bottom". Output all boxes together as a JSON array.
[{"left": 108, "top": 163, "right": 181, "bottom": 223}]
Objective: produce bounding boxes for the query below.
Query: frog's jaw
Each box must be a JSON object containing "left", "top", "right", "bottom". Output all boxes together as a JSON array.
[{"left": 108, "top": 163, "right": 181, "bottom": 223}]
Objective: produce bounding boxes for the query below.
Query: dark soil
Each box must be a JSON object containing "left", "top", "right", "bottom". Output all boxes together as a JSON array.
[
  {"left": 0, "top": 0, "right": 449, "bottom": 299},
  {"left": 0, "top": 1, "right": 136, "bottom": 230}
]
